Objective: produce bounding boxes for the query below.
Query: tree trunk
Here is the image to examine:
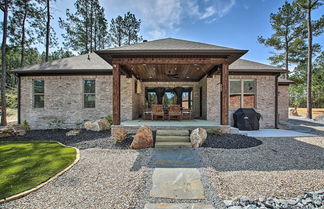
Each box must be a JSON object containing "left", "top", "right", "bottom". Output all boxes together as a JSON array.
[
  {"left": 306, "top": 4, "right": 313, "bottom": 119},
  {"left": 20, "top": 5, "right": 27, "bottom": 67},
  {"left": 89, "top": 0, "right": 93, "bottom": 52},
  {"left": 45, "top": 0, "right": 50, "bottom": 62},
  {"left": 285, "top": 41, "right": 289, "bottom": 79},
  {"left": 1, "top": 0, "right": 8, "bottom": 126},
  {"left": 85, "top": 1, "right": 89, "bottom": 53}
]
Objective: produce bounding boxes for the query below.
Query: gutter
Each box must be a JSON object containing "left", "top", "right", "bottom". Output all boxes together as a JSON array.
[
  {"left": 17, "top": 75, "right": 21, "bottom": 124},
  {"left": 275, "top": 74, "right": 280, "bottom": 129}
]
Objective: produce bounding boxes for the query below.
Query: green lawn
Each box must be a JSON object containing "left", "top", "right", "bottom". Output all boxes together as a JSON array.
[{"left": 0, "top": 141, "right": 76, "bottom": 200}]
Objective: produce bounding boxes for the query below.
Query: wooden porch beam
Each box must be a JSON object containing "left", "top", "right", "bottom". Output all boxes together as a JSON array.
[
  {"left": 112, "top": 64, "right": 121, "bottom": 125},
  {"left": 120, "top": 65, "right": 133, "bottom": 78},
  {"left": 207, "top": 65, "right": 220, "bottom": 78},
  {"left": 221, "top": 63, "right": 229, "bottom": 125},
  {"left": 112, "top": 57, "right": 226, "bottom": 65}
]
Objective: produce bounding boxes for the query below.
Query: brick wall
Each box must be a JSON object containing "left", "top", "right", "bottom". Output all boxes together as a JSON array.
[{"left": 278, "top": 85, "right": 289, "bottom": 121}]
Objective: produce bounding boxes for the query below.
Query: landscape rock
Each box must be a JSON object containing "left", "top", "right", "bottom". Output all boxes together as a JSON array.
[
  {"left": 130, "top": 126, "right": 153, "bottom": 149},
  {"left": 224, "top": 189, "right": 324, "bottom": 209},
  {"left": 190, "top": 128, "right": 207, "bottom": 147},
  {"left": 66, "top": 129, "right": 80, "bottom": 136},
  {"left": 112, "top": 128, "right": 128, "bottom": 142},
  {"left": 0, "top": 124, "right": 27, "bottom": 137},
  {"left": 84, "top": 119, "right": 110, "bottom": 131},
  {"left": 0, "top": 126, "right": 14, "bottom": 137}
]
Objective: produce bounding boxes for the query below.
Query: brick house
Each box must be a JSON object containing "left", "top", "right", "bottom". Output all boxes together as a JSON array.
[{"left": 13, "top": 38, "right": 292, "bottom": 130}]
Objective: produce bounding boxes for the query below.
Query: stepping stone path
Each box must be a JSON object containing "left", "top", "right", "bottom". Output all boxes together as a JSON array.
[{"left": 144, "top": 148, "right": 216, "bottom": 209}]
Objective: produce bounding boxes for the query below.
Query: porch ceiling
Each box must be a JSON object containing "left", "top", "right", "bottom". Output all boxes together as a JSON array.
[{"left": 122, "top": 63, "right": 218, "bottom": 82}]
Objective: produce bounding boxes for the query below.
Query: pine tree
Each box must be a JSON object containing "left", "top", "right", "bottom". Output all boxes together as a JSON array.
[
  {"left": 8, "top": 0, "right": 42, "bottom": 67},
  {"left": 109, "top": 15, "right": 124, "bottom": 47},
  {"left": 296, "top": 0, "right": 323, "bottom": 119},
  {"left": 59, "top": 0, "right": 108, "bottom": 54},
  {"left": 0, "top": 0, "right": 10, "bottom": 126},
  {"left": 123, "top": 12, "right": 142, "bottom": 45},
  {"left": 109, "top": 12, "right": 143, "bottom": 47},
  {"left": 258, "top": 1, "right": 305, "bottom": 78}
]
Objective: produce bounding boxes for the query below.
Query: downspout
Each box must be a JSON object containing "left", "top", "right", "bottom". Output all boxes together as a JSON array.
[
  {"left": 275, "top": 74, "right": 279, "bottom": 129},
  {"left": 17, "top": 74, "right": 21, "bottom": 124}
]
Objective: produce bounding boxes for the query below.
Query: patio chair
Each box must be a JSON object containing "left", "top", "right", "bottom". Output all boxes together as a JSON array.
[
  {"left": 182, "top": 109, "right": 192, "bottom": 120},
  {"left": 152, "top": 104, "right": 164, "bottom": 120},
  {"left": 168, "top": 105, "right": 182, "bottom": 120},
  {"left": 143, "top": 109, "right": 152, "bottom": 120}
]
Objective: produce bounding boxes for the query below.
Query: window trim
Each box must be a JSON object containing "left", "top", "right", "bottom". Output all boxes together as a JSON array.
[
  {"left": 83, "top": 79, "right": 96, "bottom": 108},
  {"left": 32, "top": 80, "right": 45, "bottom": 109},
  {"left": 229, "top": 79, "right": 256, "bottom": 109}
]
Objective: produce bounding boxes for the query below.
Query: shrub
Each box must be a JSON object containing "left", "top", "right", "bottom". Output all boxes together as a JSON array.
[
  {"left": 207, "top": 129, "right": 221, "bottom": 136},
  {"left": 0, "top": 93, "right": 17, "bottom": 109},
  {"left": 105, "top": 114, "right": 113, "bottom": 125},
  {"left": 22, "top": 120, "right": 31, "bottom": 131},
  {"left": 48, "top": 120, "right": 65, "bottom": 130}
]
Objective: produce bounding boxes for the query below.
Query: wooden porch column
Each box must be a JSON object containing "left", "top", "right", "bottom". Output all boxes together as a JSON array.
[
  {"left": 221, "top": 63, "right": 229, "bottom": 125},
  {"left": 113, "top": 64, "right": 121, "bottom": 125}
]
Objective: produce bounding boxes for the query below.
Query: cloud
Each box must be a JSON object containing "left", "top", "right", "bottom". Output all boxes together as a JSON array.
[{"left": 101, "top": 0, "right": 236, "bottom": 39}]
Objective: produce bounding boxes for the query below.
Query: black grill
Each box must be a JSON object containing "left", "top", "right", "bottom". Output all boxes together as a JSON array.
[{"left": 233, "top": 108, "right": 261, "bottom": 130}]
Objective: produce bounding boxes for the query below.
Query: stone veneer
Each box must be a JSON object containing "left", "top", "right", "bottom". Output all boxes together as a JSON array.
[
  {"left": 21, "top": 74, "right": 278, "bottom": 129},
  {"left": 278, "top": 85, "right": 289, "bottom": 121}
]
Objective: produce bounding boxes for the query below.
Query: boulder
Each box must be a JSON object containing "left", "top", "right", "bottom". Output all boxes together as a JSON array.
[
  {"left": 0, "top": 124, "right": 27, "bottom": 137},
  {"left": 84, "top": 118, "right": 110, "bottom": 131},
  {"left": 11, "top": 124, "right": 27, "bottom": 136},
  {"left": 66, "top": 129, "right": 80, "bottom": 136},
  {"left": 130, "top": 126, "right": 153, "bottom": 149},
  {"left": 112, "top": 128, "right": 128, "bottom": 142},
  {"left": 190, "top": 128, "right": 207, "bottom": 147},
  {"left": 0, "top": 126, "right": 14, "bottom": 137}
]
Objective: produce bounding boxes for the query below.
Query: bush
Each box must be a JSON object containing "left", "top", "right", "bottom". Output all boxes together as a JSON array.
[
  {"left": 22, "top": 120, "right": 31, "bottom": 131},
  {"left": 207, "top": 129, "right": 221, "bottom": 136},
  {"left": 105, "top": 114, "right": 113, "bottom": 125},
  {"left": 48, "top": 120, "right": 65, "bottom": 130},
  {"left": 0, "top": 93, "right": 17, "bottom": 109}
]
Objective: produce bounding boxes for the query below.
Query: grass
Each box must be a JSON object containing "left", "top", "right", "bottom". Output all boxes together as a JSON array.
[
  {"left": 0, "top": 141, "right": 76, "bottom": 200},
  {"left": 292, "top": 108, "right": 324, "bottom": 118}
]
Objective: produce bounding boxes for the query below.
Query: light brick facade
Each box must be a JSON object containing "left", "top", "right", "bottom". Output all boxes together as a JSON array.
[
  {"left": 20, "top": 74, "right": 278, "bottom": 129},
  {"left": 278, "top": 85, "right": 289, "bottom": 121}
]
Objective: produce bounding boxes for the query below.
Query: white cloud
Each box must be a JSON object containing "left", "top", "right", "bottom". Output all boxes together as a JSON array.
[{"left": 100, "top": 0, "right": 236, "bottom": 39}]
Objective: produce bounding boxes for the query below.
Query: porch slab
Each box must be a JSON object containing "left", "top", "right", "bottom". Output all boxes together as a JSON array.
[
  {"left": 239, "top": 129, "right": 317, "bottom": 138},
  {"left": 121, "top": 119, "right": 220, "bottom": 127}
]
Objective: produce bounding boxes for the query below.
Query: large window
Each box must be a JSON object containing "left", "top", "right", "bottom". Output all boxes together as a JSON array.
[
  {"left": 230, "top": 79, "right": 256, "bottom": 108},
  {"left": 33, "top": 80, "right": 44, "bottom": 108},
  {"left": 84, "top": 80, "right": 96, "bottom": 108}
]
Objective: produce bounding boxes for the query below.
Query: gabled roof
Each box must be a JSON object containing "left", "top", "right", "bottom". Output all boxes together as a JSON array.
[
  {"left": 12, "top": 53, "right": 112, "bottom": 74},
  {"left": 103, "top": 38, "right": 238, "bottom": 51},
  {"left": 96, "top": 38, "right": 248, "bottom": 64},
  {"left": 229, "top": 59, "right": 286, "bottom": 73}
]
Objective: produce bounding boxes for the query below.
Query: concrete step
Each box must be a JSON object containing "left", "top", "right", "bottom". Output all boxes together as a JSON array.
[
  {"left": 156, "top": 129, "right": 189, "bottom": 136},
  {"left": 155, "top": 142, "right": 192, "bottom": 148},
  {"left": 156, "top": 135, "right": 190, "bottom": 142}
]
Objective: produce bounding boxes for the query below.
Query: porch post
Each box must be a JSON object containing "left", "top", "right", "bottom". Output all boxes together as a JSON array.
[
  {"left": 113, "top": 64, "right": 121, "bottom": 125},
  {"left": 221, "top": 63, "right": 229, "bottom": 125}
]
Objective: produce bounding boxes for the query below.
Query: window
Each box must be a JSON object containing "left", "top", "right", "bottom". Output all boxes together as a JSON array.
[
  {"left": 33, "top": 80, "right": 44, "bottom": 108},
  {"left": 84, "top": 80, "right": 96, "bottom": 108},
  {"left": 230, "top": 79, "right": 256, "bottom": 108}
]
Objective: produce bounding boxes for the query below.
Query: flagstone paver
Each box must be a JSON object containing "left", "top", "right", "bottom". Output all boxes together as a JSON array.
[
  {"left": 144, "top": 203, "right": 215, "bottom": 209},
  {"left": 150, "top": 168, "right": 205, "bottom": 199}
]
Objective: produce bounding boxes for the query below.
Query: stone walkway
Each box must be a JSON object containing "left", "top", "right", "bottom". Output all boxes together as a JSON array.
[{"left": 144, "top": 148, "right": 218, "bottom": 209}]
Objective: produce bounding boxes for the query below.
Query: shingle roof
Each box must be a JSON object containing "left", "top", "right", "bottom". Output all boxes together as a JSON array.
[
  {"left": 229, "top": 59, "right": 285, "bottom": 73},
  {"left": 102, "top": 38, "right": 238, "bottom": 51},
  {"left": 12, "top": 53, "right": 112, "bottom": 74}
]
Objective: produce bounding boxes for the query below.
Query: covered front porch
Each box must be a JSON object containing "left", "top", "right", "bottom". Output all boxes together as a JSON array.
[{"left": 95, "top": 38, "right": 248, "bottom": 127}]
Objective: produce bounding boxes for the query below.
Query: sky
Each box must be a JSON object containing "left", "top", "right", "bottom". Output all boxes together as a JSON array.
[{"left": 2, "top": 0, "right": 324, "bottom": 66}]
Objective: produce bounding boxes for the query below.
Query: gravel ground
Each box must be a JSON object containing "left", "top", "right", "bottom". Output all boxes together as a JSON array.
[
  {"left": 0, "top": 148, "right": 152, "bottom": 209},
  {"left": 203, "top": 133, "right": 262, "bottom": 149},
  {"left": 199, "top": 136, "right": 324, "bottom": 200},
  {"left": 0, "top": 129, "right": 132, "bottom": 149},
  {"left": 283, "top": 117, "right": 324, "bottom": 136}
]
